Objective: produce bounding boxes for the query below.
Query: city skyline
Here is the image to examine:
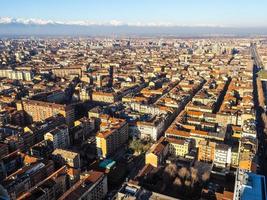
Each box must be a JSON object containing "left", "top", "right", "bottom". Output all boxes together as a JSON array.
[
  {"left": 1, "top": 0, "right": 267, "bottom": 27},
  {"left": 0, "top": 1, "right": 267, "bottom": 200}
]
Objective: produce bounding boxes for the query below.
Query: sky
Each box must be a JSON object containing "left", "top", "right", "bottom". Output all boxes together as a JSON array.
[{"left": 1, "top": 0, "right": 267, "bottom": 27}]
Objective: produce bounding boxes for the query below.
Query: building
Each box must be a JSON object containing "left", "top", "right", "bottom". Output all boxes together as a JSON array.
[
  {"left": 0, "top": 69, "right": 33, "bottom": 81},
  {"left": 145, "top": 137, "right": 169, "bottom": 167},
  {"left": 3, "top": 160, "right": 54, "bottom": 200},
  {"left": 52, "top": 67, "right": 82, "bottom": 78},
  {"left": 0, "top": 142, "right": 9, "bottom": 159},
  {"left": 136, "top": 116, "right": 166, "bottom": 141},
  {"left": 71, "top": 117, "right": 95, "bottom": 143},
  {"left": 58, "top": 171, "right": 108, "bottom": 200},
  {"left": 197, "top": 140, "right": 216, "bottom": 162},
  {"left": 231, "top": 147, "right": 240, "bottom": 168},
  {"left": 17, "top": 166, "right": 69, "bottom": 200},
  {"left": 96, "top": 117, "right": 128, "bottom": 158},
  {"left": 117, "top": 182, "right": 177, "bottom": 200},
  {"left": 44, "top": 124, "right": 70, "bottom": 149},
  {"left": 234, "top": 170, "right": 267, "bottom": 200},
  {"left": 238, "top": 137, "right": 258, "bottom": 172},
  {"left": 52, "top": 148, "right": 81, "bottom": 169},
  {"left": 92, "top": 91, "right": 117, "bottom": 104},
  {"left": 16, "top": 100, "right": 75, "bottom": 126},
  {"left": 214, "top": 143, "right": 232, "bottom": 168},
  {"left": 167, "top": 137, "right": 192, "bottom": 157}
]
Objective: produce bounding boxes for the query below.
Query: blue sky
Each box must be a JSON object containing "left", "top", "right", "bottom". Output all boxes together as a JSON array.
[{"left": 1, "top": 0, "right": 267, "bottom": 27}]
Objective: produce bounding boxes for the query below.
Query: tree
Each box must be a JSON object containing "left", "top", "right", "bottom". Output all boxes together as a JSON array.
[
  {"left": 129, "top": 139, "right": 143, "bottom": 154},
  {"left": 190, "top": 167, "right": 199, "bottom": 185},
  {"left": 173, "top": 177, "right": 182, "bottom": 186},
  {"left": 202, "top": 171, "right": 210, "bottom": 182},
  {"left": 165, "top": 163, "right": 177, "bottom": 178},
  {"left": 129, "top": 139, "right": 153, "bottom": 155},
  {"left": 178, "top": 167, "right": 188, "bottom": 179},
  {"left": 185, "top": 180, "right": 192, "bottom": 187}
]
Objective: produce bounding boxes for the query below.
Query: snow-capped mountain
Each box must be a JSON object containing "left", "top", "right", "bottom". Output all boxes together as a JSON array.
[
  {"left": 0, "top": 17, "right": 266, "bottom": 37},
  {"left": 0, "top": 17, "right": 57, "bottom": 25},
  {"left": 0, "top": 17, "right": 129, "bottom": 26},
  {"left": 0, "top": 17, "right": 226, "bottom": 27}
]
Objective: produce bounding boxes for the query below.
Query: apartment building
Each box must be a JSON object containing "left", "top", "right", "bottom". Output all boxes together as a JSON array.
[
  {"left": 0, "top": 69, "right": 33, "bottom": 81},
  {"left": 214, "top": 143, "right": 232, "bottom": 168},
  {"left": 197, "top": 140, "right": 216, "bottom": 162},
  {"left": 167, "top": 137, "right": 192, "bottom": 157},
  {"left": 16, "top": 100, "right": 75, "bottom": 126},
  {"left": 96, "top": 117, "right": 128, "bottom": 158},
  {"left": 52, "top": 67, "right": 82, "bottom": 78},
  {"left": 92, "top": 91, "right": 117, "bottom": 103},
  {"left": 145, "top": 137, "right": 169, "bottom": 167},
  {"left": 44, "top": 124, "right": 70, "bottom": 149},
  {"left": 58, "top": 171, "right": 108, "bottom": 200},
  {"left": 238, "top": 137, "right": 258, "bottom": 172},
  {"left": 137, "top": 117, "right": 165, "bottom": 141},
  {"left": 18, "top": 166, "right": 69, "bottom": 200},
  {"left": 52, "top": 148, "right": 81, "bottom": 169}
]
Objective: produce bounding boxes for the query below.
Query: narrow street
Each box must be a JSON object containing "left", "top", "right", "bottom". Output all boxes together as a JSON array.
[{"left": 251, "top": 44, "right": 267, "bottom": 176}]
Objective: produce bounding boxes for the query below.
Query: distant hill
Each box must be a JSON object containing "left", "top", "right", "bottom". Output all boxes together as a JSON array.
[{"left": 1, "top": 17, "right": 267, "bottom": 37}]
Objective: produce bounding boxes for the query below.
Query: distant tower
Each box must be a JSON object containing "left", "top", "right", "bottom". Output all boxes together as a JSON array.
[{"left": 108, "top": 65, "right": 113, "bottom": 87}]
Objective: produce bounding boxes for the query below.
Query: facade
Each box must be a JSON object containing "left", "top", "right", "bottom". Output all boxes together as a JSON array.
[
  {"left": 214, "top": 143, "right": 232, "bottom": 168},
  {"left": 167, "top": 137, "right": 191, "bottom": 157},
  {"left": 197, "top": 140, "right": 216, "bottom": 162},
  {"left": 52, "top": 148, "right": 81, "bottom": 169},
  {"left": 96, "top": 118, "right": 128, "bottom": 158},
  {"left": 0, "top": 142, "right": 9, "bottom": 159},
  {"left": 0, "top": 69, "right": 33, "bottom": 81},
  {"left": 137, "top": 119, "right": 165, "bottom": 141},
  {"left": 92, "top": 91, "right": 116, "bottom": 103},
  {"left": 231, "top": 148, "right": 240, "bottom": 168},
  {"left": 52, "top": 67, "right": 82, "bottom": 78},
  {"left": 44, "top": 124, "right": 70, "bottom": 149},
  {"left": 16, "top": 100, "right": 75, "bottom": 126},
  {"left": 145, "top": 137, "right": 169, "bottom": 167}
]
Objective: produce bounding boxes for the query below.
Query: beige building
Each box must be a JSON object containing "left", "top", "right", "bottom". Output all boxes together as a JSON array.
[
  {"left": 52, "top": 67, "right": 82, "bottom": 78},
  {"left": 52, "top": 148, "right": 81, "bottom": 169},
  {"left": 167, "top": 138, "right": 192, "bottom": 157},
  {"left": 92, "top": 91, "right": 117, "bottom": 103},
  {"left": 16, "top": 100, "right": 75, "bottom": 126}
]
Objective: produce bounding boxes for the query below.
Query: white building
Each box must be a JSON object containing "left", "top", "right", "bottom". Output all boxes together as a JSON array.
[
  {"left": 44, "top": 124, "right": 70, "bottom": 149},
  {"left": 214, "top": 143, "right": 232, "bottom": 168}
]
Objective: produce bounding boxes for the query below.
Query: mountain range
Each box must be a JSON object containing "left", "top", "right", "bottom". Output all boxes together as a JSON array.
[{"left": 1, "top": 17, "right": 267, "bottom": 37}]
